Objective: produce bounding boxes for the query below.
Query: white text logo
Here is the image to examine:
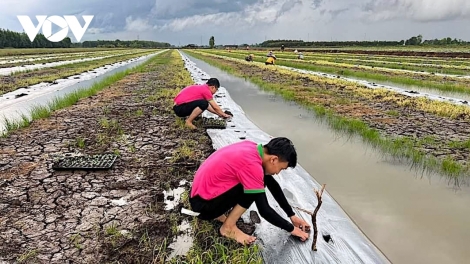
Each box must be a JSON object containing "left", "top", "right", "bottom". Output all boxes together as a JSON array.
[{"left": 17, "top": 15, "right": 94, "bottom": 42}]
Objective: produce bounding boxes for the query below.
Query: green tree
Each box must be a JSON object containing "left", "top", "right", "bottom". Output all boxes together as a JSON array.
[{"left": 209, "top": 36, "right": 215, "bottom": 48}]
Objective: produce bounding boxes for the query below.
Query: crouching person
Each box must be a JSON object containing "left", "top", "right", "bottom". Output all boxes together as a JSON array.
[
  {"left": 173, "top": 78, "right": 231, "bottom": 129},
  {"left": 189, "top": 137, "right": 311, "bottom": 245}
]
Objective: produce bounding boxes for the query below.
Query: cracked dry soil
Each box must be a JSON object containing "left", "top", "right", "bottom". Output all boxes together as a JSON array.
[{"left": 0, "top": 55, "right": 214, "bottom": 263}]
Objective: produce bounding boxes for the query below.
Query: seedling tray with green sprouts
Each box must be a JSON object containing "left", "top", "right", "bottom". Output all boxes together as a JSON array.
[
  {"left": 52, "top": 154, "right": 118, "bottom": 170},
  {"left": 202, "top": 117, "right": 227, "bottom": 129}
]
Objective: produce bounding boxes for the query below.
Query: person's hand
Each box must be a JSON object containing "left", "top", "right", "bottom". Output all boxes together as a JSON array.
[
  {"left": 291, "top": 226, "right": 309, "bottom": 241},
  {"left": 290, "top": 215, "right": 311, "bottom": 232},
  {"left": 222, "top": 113, "right": 231, "bottom": 119}
]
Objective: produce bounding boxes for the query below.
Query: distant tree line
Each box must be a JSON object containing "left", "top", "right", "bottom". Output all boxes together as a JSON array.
[
  {"left": 259, "top": 35, "right": 470, "bottom": 48},
  {"left": 77, "top": 40, "right": 171, "bottom": 48},
  {"left": 0, "top": 28, "right": 72, "bottom": 48},
  {"left": 0, "top": 28, "right": 171, "bottom": 49}
]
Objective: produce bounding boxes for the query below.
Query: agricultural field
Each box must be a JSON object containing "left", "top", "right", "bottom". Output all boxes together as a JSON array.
[
  {"left": 185, "top": 49, "right": 470, "bottom": 183},
  {"left": 0, "top": 50, "right": 261, "bottom": 263},
  {"left": 0, "top": 48, "right": 160, "bottom": 95},
  {"left": 203, "top": 49, "right": 470, "bottom": 95},
  {"left": 253, "top": 46, "right": 470, "bottom": 58}
]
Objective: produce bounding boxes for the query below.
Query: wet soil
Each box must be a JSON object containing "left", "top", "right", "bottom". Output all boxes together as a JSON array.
[
  {"left": 0, "top": 52, "right": 214, "bottom": 263},
  {"left": 196, "top": 54, "right": 470, "bottom": 166}
]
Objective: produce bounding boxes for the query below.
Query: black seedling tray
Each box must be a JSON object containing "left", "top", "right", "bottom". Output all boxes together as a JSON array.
[
  {"left": 52, "top": 154, "right": 118, "bottom": 170},
  {"left": 202, "top": 118, "right": 227, "bottom": 129}
]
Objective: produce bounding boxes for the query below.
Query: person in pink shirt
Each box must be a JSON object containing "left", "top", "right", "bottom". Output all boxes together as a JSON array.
[
  {"left": 173, "top": 78, "right": 231, "bottom": 129},
  {"left": 189, "top": 137, "right": 311, "bottom": 245}
]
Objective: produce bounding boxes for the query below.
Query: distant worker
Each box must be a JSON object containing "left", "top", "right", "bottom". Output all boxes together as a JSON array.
[
  {"left": 245, "top": 54, "right": 254, "bottom": 62},
  {"left": 297, "top": 52, "right": 304, "bottom": 60},
  {"left": 281, "top": 44, "right": 285, "bottom": 52},
  {"left": 173, "top": 78, "right": 231, "bottom": 129},
  {"left": 265, "top": 54, "right": 276, "bottom": 65}
]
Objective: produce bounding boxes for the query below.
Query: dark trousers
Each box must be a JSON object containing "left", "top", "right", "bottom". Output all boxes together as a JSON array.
[
  {"left": 173, "top": 100, "right": 209, "bottom": 117},
  {"left": 189, "top": 184, "right": 255, "bottom": 220},
  {"left": 265, "top": 62, "right": 274, "bottom": 65}
]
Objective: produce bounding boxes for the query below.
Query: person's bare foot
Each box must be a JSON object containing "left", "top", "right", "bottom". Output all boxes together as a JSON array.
[
  {"left": 185, "top": 121, "right": 196, "bottom": 129},
  {"left": 220, "top": 224, "right": 257, "bottom": 245},
  {"left": 215, "top": 215, "right": 227, "bottom": 223}
]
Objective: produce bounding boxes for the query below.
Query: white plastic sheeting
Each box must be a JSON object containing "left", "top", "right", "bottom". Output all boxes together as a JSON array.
[
  {"left": 178, "top": 51, "right": 390, "bottom": 264},
  {"left": 0, "top": 50, "right": 146, "bottom": 75}
]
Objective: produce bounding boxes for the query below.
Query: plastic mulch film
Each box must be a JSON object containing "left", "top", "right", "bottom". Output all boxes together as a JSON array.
[{"left": 177, "top": 51, "right": 390, "bottom": 264}]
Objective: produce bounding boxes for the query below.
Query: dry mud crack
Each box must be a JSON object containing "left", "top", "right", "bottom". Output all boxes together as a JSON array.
[{"left": 0, "top": 53, "right": 213, "bottom": 263}]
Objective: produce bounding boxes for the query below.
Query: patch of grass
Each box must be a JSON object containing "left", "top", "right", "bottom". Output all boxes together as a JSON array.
[
  {"left": 135, "top": 108, "right": 144, "bottom": 117},
  {"left": 168, "top": 219, "right": 263, "bottom": 264},
  {"left": 70, "top": 233, "right": 84, "bottom": 250},
  {"left": 16, "top": 249, "right": 38, "bottom": 263},
  {"left": 113, "top": 149, "right": 121, "bottom": 156},
  {"left": 75, "top": 137, "right": 86, "bottom": 148},
  {"left": 385, "top": 110, "right": 400, "bottom": 117}
]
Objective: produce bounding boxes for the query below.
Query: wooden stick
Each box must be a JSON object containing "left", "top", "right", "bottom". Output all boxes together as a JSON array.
[{"left": 312, "top": 184, "right": 326, "bottom": 251}]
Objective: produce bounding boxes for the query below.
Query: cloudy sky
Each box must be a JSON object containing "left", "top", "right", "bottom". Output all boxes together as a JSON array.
[{"left": 0, "top": 0, "right": 469, "bottom": 45}]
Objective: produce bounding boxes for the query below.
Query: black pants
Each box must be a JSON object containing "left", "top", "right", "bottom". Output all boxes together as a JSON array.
[
  {"left": 173, "top": 100, "right": 209, "bottom": 117},
  {"left": 265, "top": 62, "right": 274, "bottom": 65},
  {"left": 189, "top": 184, "right": 255, "bottom": 220}
]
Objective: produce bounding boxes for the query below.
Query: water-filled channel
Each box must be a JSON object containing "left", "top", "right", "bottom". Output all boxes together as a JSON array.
[{"left": 184, "top": 53, "right": 470, "bottom": 264}]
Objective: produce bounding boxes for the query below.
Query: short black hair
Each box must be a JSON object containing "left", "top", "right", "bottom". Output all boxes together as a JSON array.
[
  {"left": 206, "top": 78, "right": 220, "bottom": 88},
  {"left": 264, "top": 137, "right": 297, "bottom": 168}
]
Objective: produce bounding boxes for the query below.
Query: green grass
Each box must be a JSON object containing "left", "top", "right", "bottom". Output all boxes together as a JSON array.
[
  {"left": 167, "top": 219, "right": 263, "bottom": 264},
  {"left": 185, "top": 50, "right": 468, "bottom": 183},
  {"left": 0, "top": 50, "right": 170, "bottom": 137}
]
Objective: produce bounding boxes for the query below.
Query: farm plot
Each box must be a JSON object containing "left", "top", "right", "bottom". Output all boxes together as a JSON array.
[
  {"left": 205, "top": 50, "right": 470, "bottom": 96},
  {"left": 0, "top": 49, "right": 138, "bottom": 69},
  {"left": 186, "top": 50, "right": 470, "bottom": 182},
  {"left": 0, "top": 49, "right": 157, "bottom": 95},
  {"left": 0, "top": 50, "right": 261, "bottom": 263},
  {"left": 244, "top": 51, "right": 470, "bottom": 75}
]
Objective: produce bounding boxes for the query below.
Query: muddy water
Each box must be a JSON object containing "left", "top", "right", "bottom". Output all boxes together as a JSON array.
[{"left": 185, "top": 54, "right": 470, "bottom": 264}]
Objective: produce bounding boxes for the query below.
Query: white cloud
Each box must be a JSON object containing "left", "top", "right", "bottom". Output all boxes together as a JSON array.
[
  {"left": 361, "top": 0, "right": 470, "bottom": 22},
  {"left": 157, "top": 0, "right": 302, "bottom": 32},
  {"left": 125, "top": 16, "right": 152, "bottom": 32},
  {"left": 87, "top": 27, "right": 103, "bottom": 34}
]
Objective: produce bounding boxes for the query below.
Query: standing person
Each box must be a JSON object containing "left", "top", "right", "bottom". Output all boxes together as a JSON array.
[
  {"left": 173, "top": 78, "right": 231, "bottom": 129},
  {"left": 189, "top": 137, "right": 311, "bottom": 245},
  {"left": 281, "top": 44, "right": 285, "bottom": 52}
]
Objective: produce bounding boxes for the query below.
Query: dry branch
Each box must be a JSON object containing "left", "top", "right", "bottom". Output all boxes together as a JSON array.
[{"left": 312, "top": 184, "right": 326, "bottom": 251}]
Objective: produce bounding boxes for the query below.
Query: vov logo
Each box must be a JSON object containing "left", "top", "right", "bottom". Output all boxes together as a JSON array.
[{"left": 17, "top": 15, "right": 94, "bottom": 42}]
